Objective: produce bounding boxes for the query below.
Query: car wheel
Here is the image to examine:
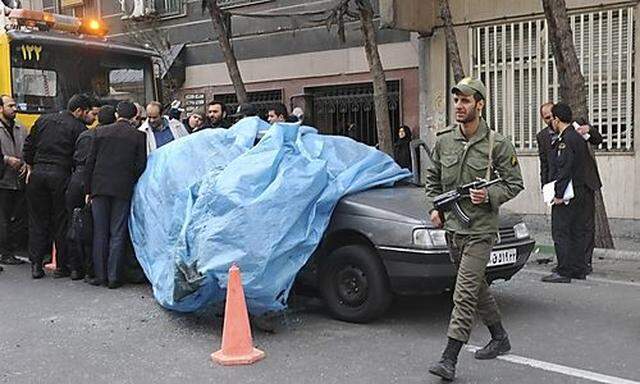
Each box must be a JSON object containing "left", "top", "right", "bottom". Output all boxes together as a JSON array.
[{"left": 319, "top": 244, "right": 392, "bottom": 323}]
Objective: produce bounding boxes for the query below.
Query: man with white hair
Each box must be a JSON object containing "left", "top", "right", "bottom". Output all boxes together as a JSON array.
[{"left": 138, "top": 101, "right": 188, "bottom": 155}]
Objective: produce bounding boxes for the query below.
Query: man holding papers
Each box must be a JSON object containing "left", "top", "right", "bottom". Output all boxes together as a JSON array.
[{"left": 542, "top": 103, "right": 590, "bottom": 283}]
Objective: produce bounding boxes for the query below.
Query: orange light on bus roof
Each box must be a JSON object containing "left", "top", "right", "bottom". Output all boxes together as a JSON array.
[
  {"left": 8, "top": 9, "right": 44, "bottom": 27},
  {"left": 7, "top": 9, "right": 108, "bottom": 37},
  {"left": 80, "top": 18, "right": 108, "bottom": 36}
]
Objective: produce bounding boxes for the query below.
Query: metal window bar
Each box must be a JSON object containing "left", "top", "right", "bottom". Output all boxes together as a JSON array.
[
  {"left": 154, "top": 0, "right": 182, "bottom": 15},
  {"left": 307, "top": 81, "right": 401, "bottom": 147},
  {"left": 469, "top": 7, "right": 635, "bottom": 151},
  {"left": 214, "top": 89, "right": 283, "bottom": 118}
]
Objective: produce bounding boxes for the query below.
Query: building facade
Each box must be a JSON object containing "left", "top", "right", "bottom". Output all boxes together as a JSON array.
[
  {"left": 53, "top": 0, "right": 421, "bottom": 148},
  {"left": 25, "top": 0, "right": 640, "bottom": 220},
  {"left": 416, "top": 0, "right": 639, "bottom": 220}
]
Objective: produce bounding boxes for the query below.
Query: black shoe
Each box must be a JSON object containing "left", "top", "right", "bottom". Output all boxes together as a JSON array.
[
  {"left": 53, "top": 268, "right": 70, "bottom": 279},
  {"left": 70, "top": 270, "right": 84, "bottom": 281},
  {"left": 571, "top": 272, "right": 587, "bottom": 280},
  {"left": 86, "top": 277, "right": 104, "bottom": 286},
  {"left": 541, "top": 273, "right": 571, "bottom": 283},
  {"left": 31, "top": 263, "right": 45, "bottom": 279},
  {"left": 0, "top": 265, "right": 3, "bottom": 272},
  {"left": 108, "top": 281, "right": 123, "bottom": 289},
  {"left": 428, "top": 358, "right": 456, "bottom": 381},
  {"left": 475, "top": 337, "right": 511, "bottom": 359},
  {"left": 0, "top": 254, "right": 25, "bottom": 265}
]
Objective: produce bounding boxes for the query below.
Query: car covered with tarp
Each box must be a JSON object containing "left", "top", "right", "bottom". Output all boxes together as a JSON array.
[{"left": 129, "top": 117, "right": 411, "bottom": 316}]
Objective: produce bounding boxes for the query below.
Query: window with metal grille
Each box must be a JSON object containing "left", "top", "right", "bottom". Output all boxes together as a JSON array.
[
  {"left": 215, "top": 89, "right": 283, "bottom": 118},
  {"left": 154, "top": 0, "right": 183, "bottom": 16},
  {"left": 306, "top": 81, "right": 401, "bottom": 147},
  {"left": 469, "top": 7, "right": 635, "bottom": 151}
]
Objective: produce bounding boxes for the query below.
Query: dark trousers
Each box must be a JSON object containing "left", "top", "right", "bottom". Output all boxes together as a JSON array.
[
  {"left": 65, "top": 172, "right": 91, "bottom": 274},
  {"left": 26, "top": 167, "right": 70, "bottom": 267},
  {"left": 91, "top": 195, "right": 130, "bottom": 283},
  {"left": 551, "top": 186, "right": 588, "bottom": 277},
  {"left": 583, "top": 189, "right": 596, "bottom": 270},
  {"left": 0, "top": 188, "right": 26, "bottom": 255}
]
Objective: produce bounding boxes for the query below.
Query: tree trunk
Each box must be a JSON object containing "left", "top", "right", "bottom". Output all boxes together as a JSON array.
[
  {"left": 542, "top": 0, "right": 614, "bottom": 249},
  {"left": 356, "top": 0, "right": 393, "bottom": 155},
  {"left": 204, "top": 0, "right": 248, "bottom": 104},
  {"left": 438, "top": 0, "right": 465, "bottom": 83}
]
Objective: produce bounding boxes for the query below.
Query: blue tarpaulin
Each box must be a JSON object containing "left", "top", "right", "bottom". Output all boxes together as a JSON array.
[{"left": 129, "top": 117, "right": 411, "bottom": 314}]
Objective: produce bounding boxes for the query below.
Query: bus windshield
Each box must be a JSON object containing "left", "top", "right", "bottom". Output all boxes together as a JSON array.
[{"left": 10, "top": 41, "right": 155, "bottom": 113}]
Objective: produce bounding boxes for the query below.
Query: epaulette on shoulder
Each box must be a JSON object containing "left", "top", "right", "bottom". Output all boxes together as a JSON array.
[{"left": 435, "top": 127, "right": 454, "bottom": 136}]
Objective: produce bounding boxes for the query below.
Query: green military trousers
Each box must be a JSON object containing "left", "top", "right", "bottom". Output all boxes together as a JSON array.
[{"left": 446, "top": 232, "right": 502, "bottom": 343}]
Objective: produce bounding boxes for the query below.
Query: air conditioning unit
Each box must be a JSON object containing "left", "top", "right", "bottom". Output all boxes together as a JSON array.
[{"left": 121, "top": 0, "right": 155, "bottom": 20}]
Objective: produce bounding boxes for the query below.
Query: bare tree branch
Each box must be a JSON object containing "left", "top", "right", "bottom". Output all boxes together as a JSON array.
[
  {"left": 438, "top": 0, "right": 465, "bottom": 83},
  {"left": 355, "top": 0, "right": 392, "bottom": 155},
  {"left": 202, "top": 0, "right": 248, "bottom": 104}
]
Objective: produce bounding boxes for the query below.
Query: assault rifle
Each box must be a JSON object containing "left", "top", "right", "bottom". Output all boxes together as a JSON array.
[{"left": 433, "top": 177, "right": 503, "bottom": 226}]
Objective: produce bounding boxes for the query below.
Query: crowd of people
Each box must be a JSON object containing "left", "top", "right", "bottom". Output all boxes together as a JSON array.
[{"left": 0, "top": 93, "right": 307, "bottom": 283}]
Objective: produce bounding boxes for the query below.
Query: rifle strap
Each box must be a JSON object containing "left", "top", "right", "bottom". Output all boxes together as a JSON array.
[{"left": 486, "top": 130, "right": 495, "bottom": 180}]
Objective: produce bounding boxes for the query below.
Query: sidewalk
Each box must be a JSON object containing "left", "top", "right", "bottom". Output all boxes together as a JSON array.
[
  {"left": 524, "top": 213, "right": 640, "bottom": 261},
  {"left": 524, "top": 214, "right": 640, "bottom": 282}
]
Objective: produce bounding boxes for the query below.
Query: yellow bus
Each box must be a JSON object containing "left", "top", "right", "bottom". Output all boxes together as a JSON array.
[{"left": 0, "top": 8, "right": 157, "bottom": 128}]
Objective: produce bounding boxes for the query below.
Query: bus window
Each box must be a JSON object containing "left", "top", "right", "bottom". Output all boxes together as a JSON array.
[
  {"left": 109, "top": 68, "right": 146, "bottom": 103},
  {"left": 10, "top": 41, "right": 154, "bottom": 113},
  {"left": 11, "top": 67, "right": 57, "bottom": 113}
]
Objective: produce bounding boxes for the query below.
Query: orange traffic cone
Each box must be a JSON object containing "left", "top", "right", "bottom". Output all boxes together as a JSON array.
[
  {"left": 211, "top": 264, "right": 265, "bottom": 366},
  {"left": 44, "top": 244, "right": 57, "bottom": 272}
]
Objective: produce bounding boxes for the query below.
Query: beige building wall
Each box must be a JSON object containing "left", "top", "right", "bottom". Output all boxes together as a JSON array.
[{"left": 423, "top": 0, "right": 640, "bottom": 220}]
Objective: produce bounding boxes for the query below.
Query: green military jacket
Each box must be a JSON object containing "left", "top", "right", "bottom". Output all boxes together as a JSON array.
[{"left": 425, "top": 119, "right": 524, "bottom": 235}]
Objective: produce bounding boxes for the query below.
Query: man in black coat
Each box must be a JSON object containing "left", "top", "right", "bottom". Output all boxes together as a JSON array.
[
  {"left": 572, "top": 119, "right": 603, "bottom": 274},
  {"left": 84, "top": 101, "right": 147, "bottom": 288},
  {"left": 542, "top": 103, "right": 590, "bottom": 283},
  {"left": 23, "top": 94, "right": 92, "bottom": 279}
]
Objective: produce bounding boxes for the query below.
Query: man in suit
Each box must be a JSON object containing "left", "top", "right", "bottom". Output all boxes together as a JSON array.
[
  {"left": 84, "top": 101, "right": 147, "bottom": 288},
  {"left": 536, "top": 102, "right": 556, "bottom": 188},
  {"left": 542, "top": 103, "right": 590, "bottom": 283}
]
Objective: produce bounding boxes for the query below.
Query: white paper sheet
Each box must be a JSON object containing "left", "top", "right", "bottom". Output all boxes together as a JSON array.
[{"left": 543, "top": 180, "right": 574, "bottom": 206}]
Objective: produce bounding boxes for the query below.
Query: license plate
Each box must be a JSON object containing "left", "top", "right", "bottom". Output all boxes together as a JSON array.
[{"left": 487, "top": 248, "right": 517, "bottom": 267}]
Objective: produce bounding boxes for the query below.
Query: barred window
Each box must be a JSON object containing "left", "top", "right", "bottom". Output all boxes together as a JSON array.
[
  {"left": 215, "top": 89, "right": 283, "bottom": 118},
  {"left": 154, "top": 0, "right": 183, "bottom": 16},
  {"left": 469, "top": 7, "right": 635, "bottom": 151}
]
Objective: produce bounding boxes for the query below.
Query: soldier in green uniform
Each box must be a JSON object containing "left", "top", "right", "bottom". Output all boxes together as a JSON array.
[{"left": 426, "top": 78, "right": 524, "bottom": 381}]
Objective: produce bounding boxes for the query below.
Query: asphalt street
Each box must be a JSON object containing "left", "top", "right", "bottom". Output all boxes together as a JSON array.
[{"left": 1, "top": 263, "right": 639, "bottom": 384}]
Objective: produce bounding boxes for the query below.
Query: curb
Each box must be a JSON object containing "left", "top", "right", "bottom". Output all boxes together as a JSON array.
[{"left": 531, "top": 244, "right": 640, "bottom": 262}]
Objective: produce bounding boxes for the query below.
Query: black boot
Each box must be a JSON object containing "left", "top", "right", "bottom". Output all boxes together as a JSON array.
[
  {"left": 31, "top": 263, "right": 45, "bottom": 279},
  {"left": 475, "top": 322, "right": 511, "bottom": 360},
  {"left": 429, "top": 338, "right": 463, "bottom": 381}
]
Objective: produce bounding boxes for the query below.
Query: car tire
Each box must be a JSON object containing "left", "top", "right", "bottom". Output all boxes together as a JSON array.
[{"left": 319, "top": 244, "right": 392, "bottom": 323}]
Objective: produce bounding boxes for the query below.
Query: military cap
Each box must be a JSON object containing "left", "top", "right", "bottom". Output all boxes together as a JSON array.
[{"left": 451, "top": 77, "right": 487, "bottom": 101}]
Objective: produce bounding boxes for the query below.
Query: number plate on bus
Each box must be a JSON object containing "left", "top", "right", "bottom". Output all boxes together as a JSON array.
[{"left": 487, "top": 248, "right": 517, "bottom": 267}]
